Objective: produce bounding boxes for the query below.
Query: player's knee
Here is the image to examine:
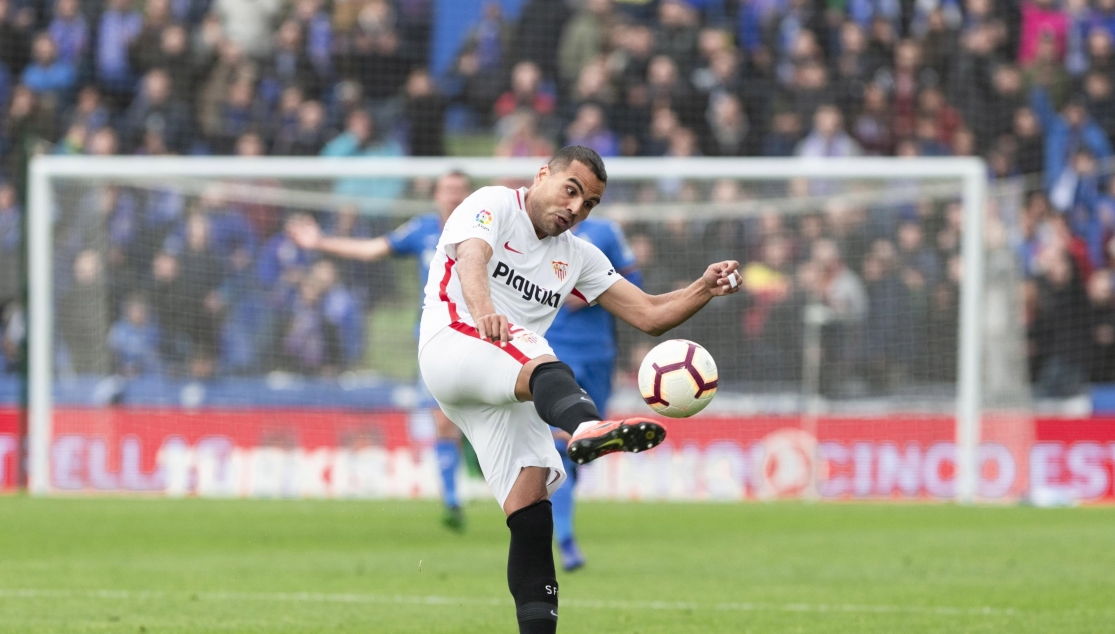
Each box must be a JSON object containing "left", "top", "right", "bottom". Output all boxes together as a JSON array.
[
  {"left": 530, "top": 362, "right": 601, "bottom": 435},
  {"left": 528, "top": 361, "right": 575, "bottom": 395}
]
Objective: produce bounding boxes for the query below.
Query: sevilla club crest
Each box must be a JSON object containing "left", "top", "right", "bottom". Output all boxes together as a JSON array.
[{"left": 551, "top": 260, "right": 569, "bottom": 282}]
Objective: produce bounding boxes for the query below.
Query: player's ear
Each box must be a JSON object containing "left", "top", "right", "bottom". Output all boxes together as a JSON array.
[{"left": 535, "top": 165, "right": 549, "bottom": 185}]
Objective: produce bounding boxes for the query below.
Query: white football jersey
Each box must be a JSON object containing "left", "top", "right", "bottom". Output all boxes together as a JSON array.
[{"left": 418, "top": 186, "right": 623, "bottom": 352}]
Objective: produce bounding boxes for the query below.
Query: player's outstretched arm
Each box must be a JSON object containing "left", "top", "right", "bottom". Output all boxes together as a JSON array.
[
  {"left": 596, "top": 260, "right": 740, "bottom": 336},
  {"left": 285, "top": 214, "right": 393, "bottom": 262},
  {"left": 455, "top": 238, "right": 511, "bottom": 345}
]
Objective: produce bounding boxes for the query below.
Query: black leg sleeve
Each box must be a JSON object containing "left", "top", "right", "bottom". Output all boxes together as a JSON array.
[
  {"left": 530, "top": 361, "right": 601, "bottom": 436},
  {"left": 507, "top": 500, "right": 559, "bottom": 634}
]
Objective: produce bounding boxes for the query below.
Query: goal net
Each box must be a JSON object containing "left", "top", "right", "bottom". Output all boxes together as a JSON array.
[{"left": 27, "top": 155, "right": 1031, "bottom": 502}]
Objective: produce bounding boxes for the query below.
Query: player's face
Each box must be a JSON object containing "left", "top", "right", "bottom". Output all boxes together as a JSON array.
[
  {"left": 434, "top": 174, "right": 470, "bottom": 218},
  {"left": 528, "top": 161, "right": 605, "bottom": 238}
]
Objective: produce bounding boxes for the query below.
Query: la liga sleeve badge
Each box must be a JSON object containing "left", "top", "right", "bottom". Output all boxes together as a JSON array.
[{"left": 474, "top": 209, "right": 493, "bottom": 230}]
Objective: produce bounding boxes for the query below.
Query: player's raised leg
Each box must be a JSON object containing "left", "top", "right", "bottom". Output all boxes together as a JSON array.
[
  {"left": 516, "top": 357, "right": 665, "bottom": 465},
  {"left": 433, "top": 408, "right": 466, "bottom": 531}
]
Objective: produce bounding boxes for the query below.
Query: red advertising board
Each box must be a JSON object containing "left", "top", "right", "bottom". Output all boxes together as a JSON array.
[
  {"left": 38, "top": 407, "right": 1115, "bottom": 503},
  {"left": 0, "top": 407, "right": 19, "bottom": 491}
]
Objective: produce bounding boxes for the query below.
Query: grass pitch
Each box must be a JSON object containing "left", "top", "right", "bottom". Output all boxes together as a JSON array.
[{"left": 0, "top": 497, "right": 1112, "bottom": 633}]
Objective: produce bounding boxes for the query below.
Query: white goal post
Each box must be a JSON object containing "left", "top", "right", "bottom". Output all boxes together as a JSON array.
[{"left": 26, "top": 155, "right": 988, "bottom": 501}]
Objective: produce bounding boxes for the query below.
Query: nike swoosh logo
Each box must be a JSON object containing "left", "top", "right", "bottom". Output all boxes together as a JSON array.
[
  {"left": 551, "top": 610, "right": 559, "bottom": 617},
  {"left": 598, "top": 438, "right": 624, "bottom": 450},
  {"left": 504, "top": 241, "right": 523, "bottom": 254}
]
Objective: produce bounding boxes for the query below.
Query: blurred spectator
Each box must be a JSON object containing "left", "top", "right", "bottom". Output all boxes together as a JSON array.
[
  {"left": 786, "top": 60, "right": 833, "bottom": 126},
  {"left": 451, "top": 1, "right": 512, "bottom": 122},
  {"left": 896, "top": 220, "right": 940, "bottom": 288},
  {"left": 862, "top": 239, "right": 915, "bottom": 389},
  {"left": 149, "top": 214, "right": 225, "bottom": 378},
  {"left": 1032, "top": 247, "right": 1091, "bottom": 397},
  {"left": 197, "top": 41, "right": 259, "bottom": 145},
  {"left": 337, "top": 0, "right": 410, "bottom": 106},
  {"left": 796, "top": 104, "right": 862, "bottom": 158},
  {"left": 1019, "top": 0, "right": 1069, "bottom": 66},
  {"left": 261, "top": 19, "right": 322, "bottom": 99},
  {"left": 59, "top": 250, "right": 111, "bottom": 374},
  {"left": 0, "top": 0, "right": 33, "bottom": 78},
  {"left": 208, "top": 77, "right": 264, "bottom": 154},
  {"left": 495, "top": 60, "right": 556, "bottom": 132},
  {"left": 558, "top": 0, "right": 613, "bottom": 88},
  {"left": 47, "top": 0, "right": 89, "bottom": 65},
  {"left": 212, "top": 0, "right": 283, "bottom": 59},
  {"left": 272, "top": 98, "right": 329, "bottom": 155},
  {"left": 122, "top": 68, "right": 193, "bottom": 153},
  {"left": 564, "top": 103, "right": 619, "bottom": 157},
  {"left": 702, "top": 93, "right": 748, "bottom": 157},
  {"left": 1013, "top": 106, "right": 1045, "bottom": 175},
  {"left": 654, "top": 0, "right": 700, "bottom": 74},
  {"left": 1024, "top": 30, "right": 1073, "bottom": 106},
  {"left": 95, "top": 0, "right": 143, "bottom": 100},
  {"left": 320, "top": 108, "right": 406, "bottom": 203},
  {"left": 512, "top": 0, "right": 572, "bottom": 81},
  {"left": 494, "top": 111, "right": 554, "bottom": 158},
  {"left": 132, "top": 23, "right": 197, "bottom": 101},
  {"left": 128, "top": 0, "right": 173, "bottom": 76},
  {"left": 0, "top": 300, "right": 22, "bottom": 374},
  {"left": 1032, "top": 87, "right": 1113, "bottom": 190},
  {"left": 165, "top": 187, "right": 256, "bottom": 262},
  {"left": 851, "top": 82, "right": 893, "bottom": 155},
  {"left": 1082, "top": 69, "right": 1115, "bottom": 141},
  {"left": 3, "top": 86, "right": 57, "bottom": 174},
  {"left": 402, "top": 68, "right": 446, "bottom": 156},
  {"left": 107, "top": 294, "right": 162, "bottom": 376},
  {"left": 62, "top": 85, "right": 110, "bottom": 134},
  {"left": 810, "top": 238, "right": 868, "bottom": 395},
  {"left": 739, "top": 234, "right": 800, "bottom": 381},
  {"left": 645, "top": 54, "right": 700, "bottom": 128},
  {"left": 0, "top": 182, "right": 20, "bottom": 303},
  {"left": 278, "top": 259, "right": 361, "bottom": 375},
  {"left": 291, "top": 0, "right": 333, "bottom": 78},
  {"left": 22, "top": 32, "right": 77, "bottom": 100},
  {"left": 1088, "top": 269, "right": 1115, "bottom": 382},
  {"left": 763, "top": 110, "right": 803, "bottom": 157}
]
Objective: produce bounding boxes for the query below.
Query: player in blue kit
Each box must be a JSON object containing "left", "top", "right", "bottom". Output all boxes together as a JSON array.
[
  {"left": 287, "top": 172, "right": 473, "bottom": 530},
  {"left": 545, "top": 218, "right": 642, "bottom": 571}
]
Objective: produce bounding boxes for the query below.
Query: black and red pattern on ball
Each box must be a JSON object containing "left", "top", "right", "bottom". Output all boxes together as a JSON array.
[{"left": 643, "top": 342, "right": 719, "bottom": 407}]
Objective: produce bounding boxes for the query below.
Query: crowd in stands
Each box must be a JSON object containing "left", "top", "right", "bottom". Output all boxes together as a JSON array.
[{"left": 0, "top": 0, "right": 1114, "bottom": 397}]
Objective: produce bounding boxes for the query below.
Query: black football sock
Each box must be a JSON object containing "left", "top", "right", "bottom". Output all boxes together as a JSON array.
[
  {"left": 529, "top": 361, "right": 601, "bottom": 436},
  {"left": 506, "top": 500, "right": 559, "bottom": 634}
]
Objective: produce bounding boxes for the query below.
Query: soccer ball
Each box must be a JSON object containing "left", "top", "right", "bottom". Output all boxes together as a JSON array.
[{"left": 637, "top": 339, "right": 718, "bottom": 418}]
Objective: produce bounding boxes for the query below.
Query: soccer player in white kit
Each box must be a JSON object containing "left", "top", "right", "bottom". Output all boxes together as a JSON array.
[{"left": 418, "top": 146, "right": 741, "bottom": 633}]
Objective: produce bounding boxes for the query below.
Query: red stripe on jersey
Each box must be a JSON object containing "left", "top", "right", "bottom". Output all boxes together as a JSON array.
[
  {"left": 448, "top": 321, "right": 531, "bottom": 365},
  {"left": 515, "top": 189, "right": 523, "bottom": 210},
  {"left": 571, "top": 288, "right": 587, "bottom": 302},
  {"left": 438, "top": 257, "right": 460, "bottom": 322}
]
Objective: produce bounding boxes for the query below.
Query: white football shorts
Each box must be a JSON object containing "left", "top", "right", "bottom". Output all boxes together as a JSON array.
[{"left": 418, "top": 323, "right": 566, "bottom": 508}]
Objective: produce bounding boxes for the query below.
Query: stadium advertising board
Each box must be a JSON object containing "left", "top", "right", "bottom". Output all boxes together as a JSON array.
[
  {"left": 44, "top": 408, "right": 1115, "bottom": 503},
  {"left": 0, "top": 407, "right": 17, "bottom": 491}
]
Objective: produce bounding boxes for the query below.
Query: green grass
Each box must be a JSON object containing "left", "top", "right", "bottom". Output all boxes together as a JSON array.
[{"left": 0, "top": 498, "right": 1112, "bottom": 633}]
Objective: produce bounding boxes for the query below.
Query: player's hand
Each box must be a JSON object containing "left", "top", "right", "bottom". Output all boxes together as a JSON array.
[
  {"left": 475, "top": 312, "right": 511, "bottom": 346},
  {"left": 285, "top": 214, "right": 321, "bottom": 250},
  {"left": 703, "top": 260, "right": 741, "bottom": 297}
]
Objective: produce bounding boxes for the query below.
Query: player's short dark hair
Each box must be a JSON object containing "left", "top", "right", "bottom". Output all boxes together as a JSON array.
[{"left": 548, "top": 145, "right": 608, "bottom": 185}]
